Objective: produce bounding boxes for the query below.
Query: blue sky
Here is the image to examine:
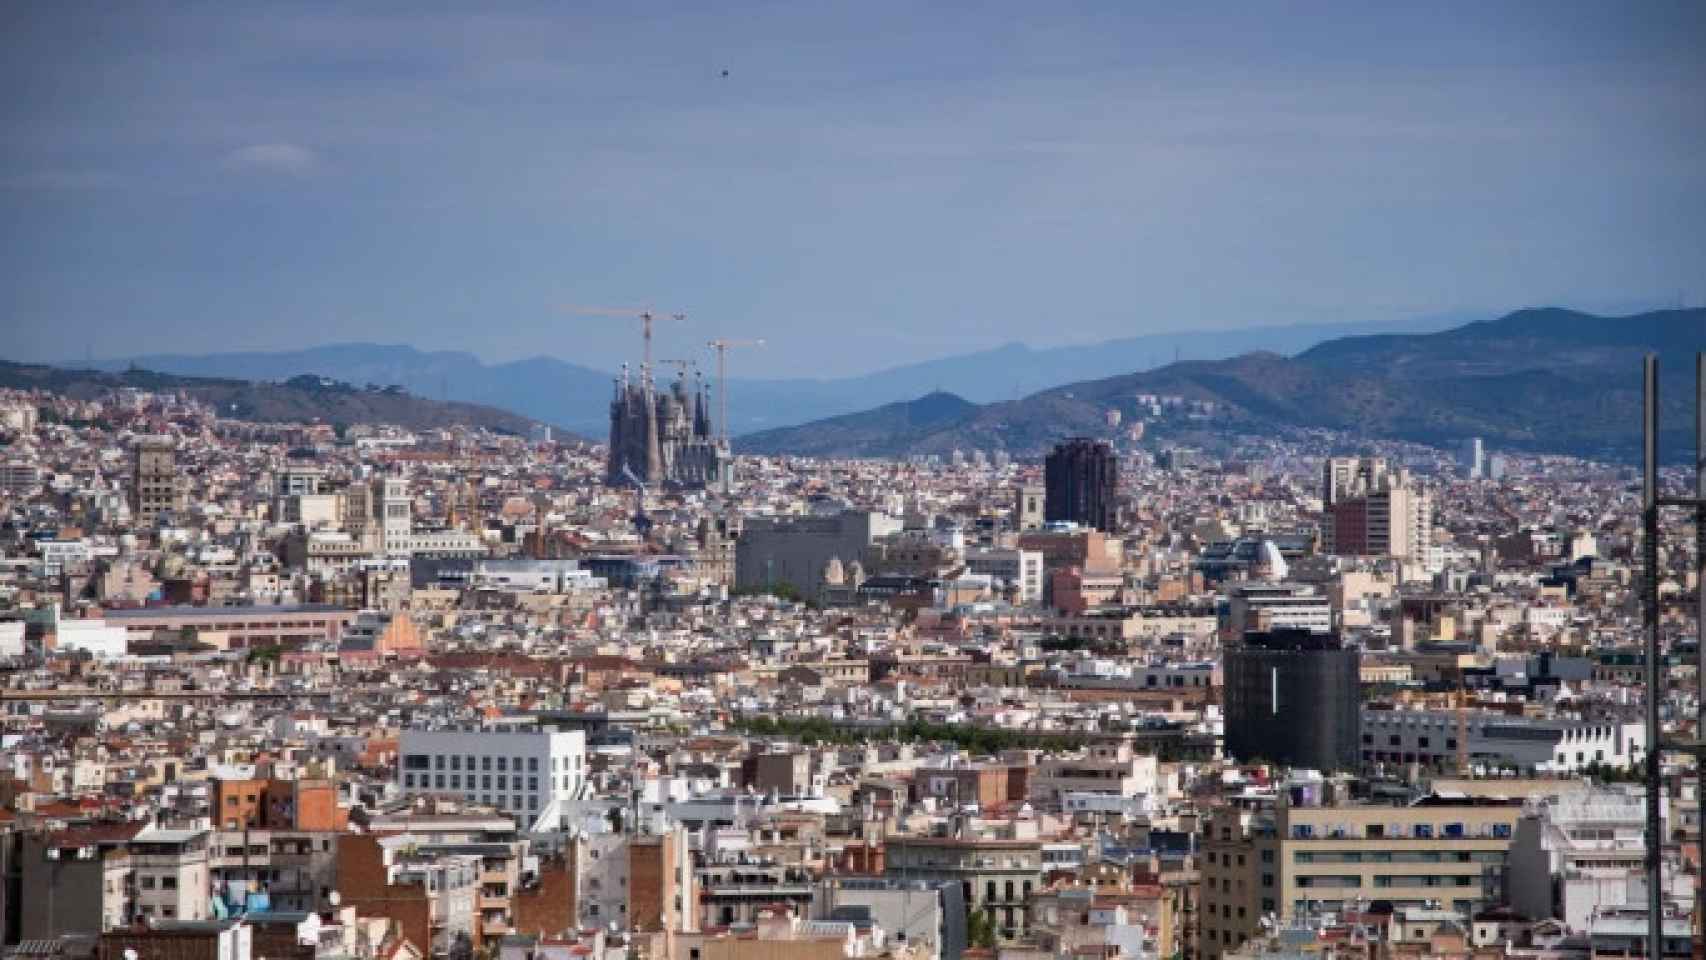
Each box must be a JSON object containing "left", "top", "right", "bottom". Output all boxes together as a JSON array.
[{"left": 2, "top": 2, "right": 1703, "bottom": 377}]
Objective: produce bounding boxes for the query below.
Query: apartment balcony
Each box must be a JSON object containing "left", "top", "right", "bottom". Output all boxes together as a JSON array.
[
  {"left": 481, "top": 919, "right": 514, "bottom": 938},
  {"left": 702, "top": 884, "right": 815, "bottom": 899}
]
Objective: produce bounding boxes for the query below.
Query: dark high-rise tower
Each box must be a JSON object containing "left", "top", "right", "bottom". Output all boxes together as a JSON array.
[
  {"left": 1044, "top": 437, "right": 1118, "bottom": 531},
  {"left": 1224, "top": 628, "right": 1361, "bottom": 771}
]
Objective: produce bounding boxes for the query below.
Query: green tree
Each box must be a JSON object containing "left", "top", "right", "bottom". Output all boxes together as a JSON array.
[{"left": 966, "top": 907, "right": 997, "bottom": 949}]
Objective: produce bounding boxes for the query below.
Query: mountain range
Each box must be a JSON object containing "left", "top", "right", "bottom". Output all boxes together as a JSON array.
[
  {"left": 738, "top": 308, "right": 1706, "bottom": 462},
  {"left": 0, "top": 361, "right": 549, "bottom": 437},
  {"left": 100, "top": 313, "right": 1476, "bottom": 438}
]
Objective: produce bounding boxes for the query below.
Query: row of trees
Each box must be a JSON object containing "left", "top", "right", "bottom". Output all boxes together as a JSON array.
[{"left": 728, "top": 714, "right": 1095, "bottom": 754}]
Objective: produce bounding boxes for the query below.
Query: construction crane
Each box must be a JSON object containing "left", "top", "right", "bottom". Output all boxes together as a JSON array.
[
  {"left": 656, "top": 359, "right": 697, "bottom": 384},
  {"left": 706, "top": 338, "right": 765, "bottom": 446},
  {"left": 562, "top": 305, "right": 688, "bottom": 371}
]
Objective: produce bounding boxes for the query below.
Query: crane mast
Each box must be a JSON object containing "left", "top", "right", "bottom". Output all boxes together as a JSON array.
[{"left": 706, "top": 338, "right": 765, "bottom": 447}]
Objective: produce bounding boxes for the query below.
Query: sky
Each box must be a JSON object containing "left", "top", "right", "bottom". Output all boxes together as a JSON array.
[{"left": 2, "top": 2, "right": 1703, "bottom": 378}]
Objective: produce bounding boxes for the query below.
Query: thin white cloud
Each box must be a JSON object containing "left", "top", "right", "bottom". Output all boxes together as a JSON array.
[{"left": 221, "top": 143, "right": 318, "bottom": 176}]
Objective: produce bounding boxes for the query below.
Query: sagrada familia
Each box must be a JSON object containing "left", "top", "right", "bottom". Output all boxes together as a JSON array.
[{"left": 605, "top": 366, "right": 726, "bottom": 490}]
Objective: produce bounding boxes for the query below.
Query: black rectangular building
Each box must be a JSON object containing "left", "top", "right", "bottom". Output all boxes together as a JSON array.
[
  {"left": 1044, "top": 437, "right": 1118, "bottom": 532},
  {"left": 1224, "top": 628, "right": 1361, "bottom": 772}
]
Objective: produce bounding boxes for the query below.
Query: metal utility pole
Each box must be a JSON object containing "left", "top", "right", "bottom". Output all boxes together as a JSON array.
[
  {"left": 1696, "top": 352, "right": 1705, "bottom": 954},
  {"left": 1641, "top": 355, "right": 1661, "bottom": 957},
  {"left": 1642, "top": 351, "right": 1706, "bottom": 956}
]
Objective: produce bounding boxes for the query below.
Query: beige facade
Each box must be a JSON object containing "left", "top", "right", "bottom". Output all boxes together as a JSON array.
[
  {"left": 885, "top": 834, "right": 1043, "bottom": 940},
  {"left": 1201, "top": 795, "right": 1521, "bottom": 960},
  {"left": 132, "top": 437, "right": 184, "bottom": 527}
]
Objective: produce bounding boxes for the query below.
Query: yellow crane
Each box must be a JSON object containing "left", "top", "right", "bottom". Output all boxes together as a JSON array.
[
  {"left": 706, "top": 338, "right": 765, "bottom": 446},
  {"left": 561, "top": 305, "right": 688, "bottom": 370}
]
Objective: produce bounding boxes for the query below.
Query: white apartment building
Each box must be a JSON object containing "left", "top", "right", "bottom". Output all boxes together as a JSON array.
[
  {"left": 965, "top": 547, "right": 1045, "bottom": 606},
  {"left": 1059, "top": 657, "right": 1218, "bottom": 691},
  {"left": 1360, "top": 708, "right": 1645, "bottom": 773},
  {"left": 129, "top": 828, "right": 212, "bottom": 925},
  {"left": 1508, "top": 790, "right": 1654, "bottom": 931},
  {"left": 1030, "top": 742, "right": 1159, "bottom": 807},
  {"left": 54, "top": 618, "right": 130, "bottom": 659},
  {"left": 471, "top": 559, "right": 603, "bottom": 594},
  {"left": 1223, "top": 582, "right": 1333, "bottom": 638},
  {"left": 399, "top": 726, "right": 587, "bottom": 828},
  {"left": 0, "top": 622, "right": 23, "bottom": 658}
]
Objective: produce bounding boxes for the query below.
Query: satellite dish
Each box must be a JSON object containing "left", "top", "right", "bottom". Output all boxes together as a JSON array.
[
  {"left": 328, "top": 890, "right": 341, "bottom": 906},
  {"left": 126, "top": 951, "right": 139, "bottom": 960}
]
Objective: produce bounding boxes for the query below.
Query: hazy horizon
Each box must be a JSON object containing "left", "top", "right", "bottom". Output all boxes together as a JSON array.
[{"left": 5, "top": 3, "right": 1703, "bottom": 377}]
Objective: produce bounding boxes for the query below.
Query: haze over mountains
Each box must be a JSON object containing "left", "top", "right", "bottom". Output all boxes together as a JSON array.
[
  {"left": 103, "top": 313, "right": 1475, "bottom": 438},
  {"left": 49, "top": 306, "right": 1704, "bottom": 462},
  {"left": 739, "top": 308, "right": 1706, "bottom": 462},
  {"left": 0, "top": 361, "right": 546, "bottom": 438}
]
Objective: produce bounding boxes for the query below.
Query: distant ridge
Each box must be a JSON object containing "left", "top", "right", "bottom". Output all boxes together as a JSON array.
[
  {"left": 0, "top": 359, "right": 567, "bottom": 438},
  {"left": 739, "top": 391, "right": 977, "bottom": 457},
  {"left": 104, "top": 311, "right": 1473, "bottom": 438},
  {"left": 737, "top": 307, "right": 1705, "bottom": 462}
]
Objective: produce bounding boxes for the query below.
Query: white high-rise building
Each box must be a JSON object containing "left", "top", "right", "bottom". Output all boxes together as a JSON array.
[
  {"left": 399, "top": 725, "right": 587, "bottom": 828},
  {"left": 378, "top": 477, "right": 413, "bottom": 554},
  {"left": 1322, "top": 455, "right": 1393, "bottom": 506},
  {"left": 1460, "top": 437, "right": 1485, "bottom": 479}
]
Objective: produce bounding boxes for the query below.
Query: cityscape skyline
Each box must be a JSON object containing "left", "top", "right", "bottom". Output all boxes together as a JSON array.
[{"left": 2, "top": 5, "right": 1705, "bottom": 954}]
